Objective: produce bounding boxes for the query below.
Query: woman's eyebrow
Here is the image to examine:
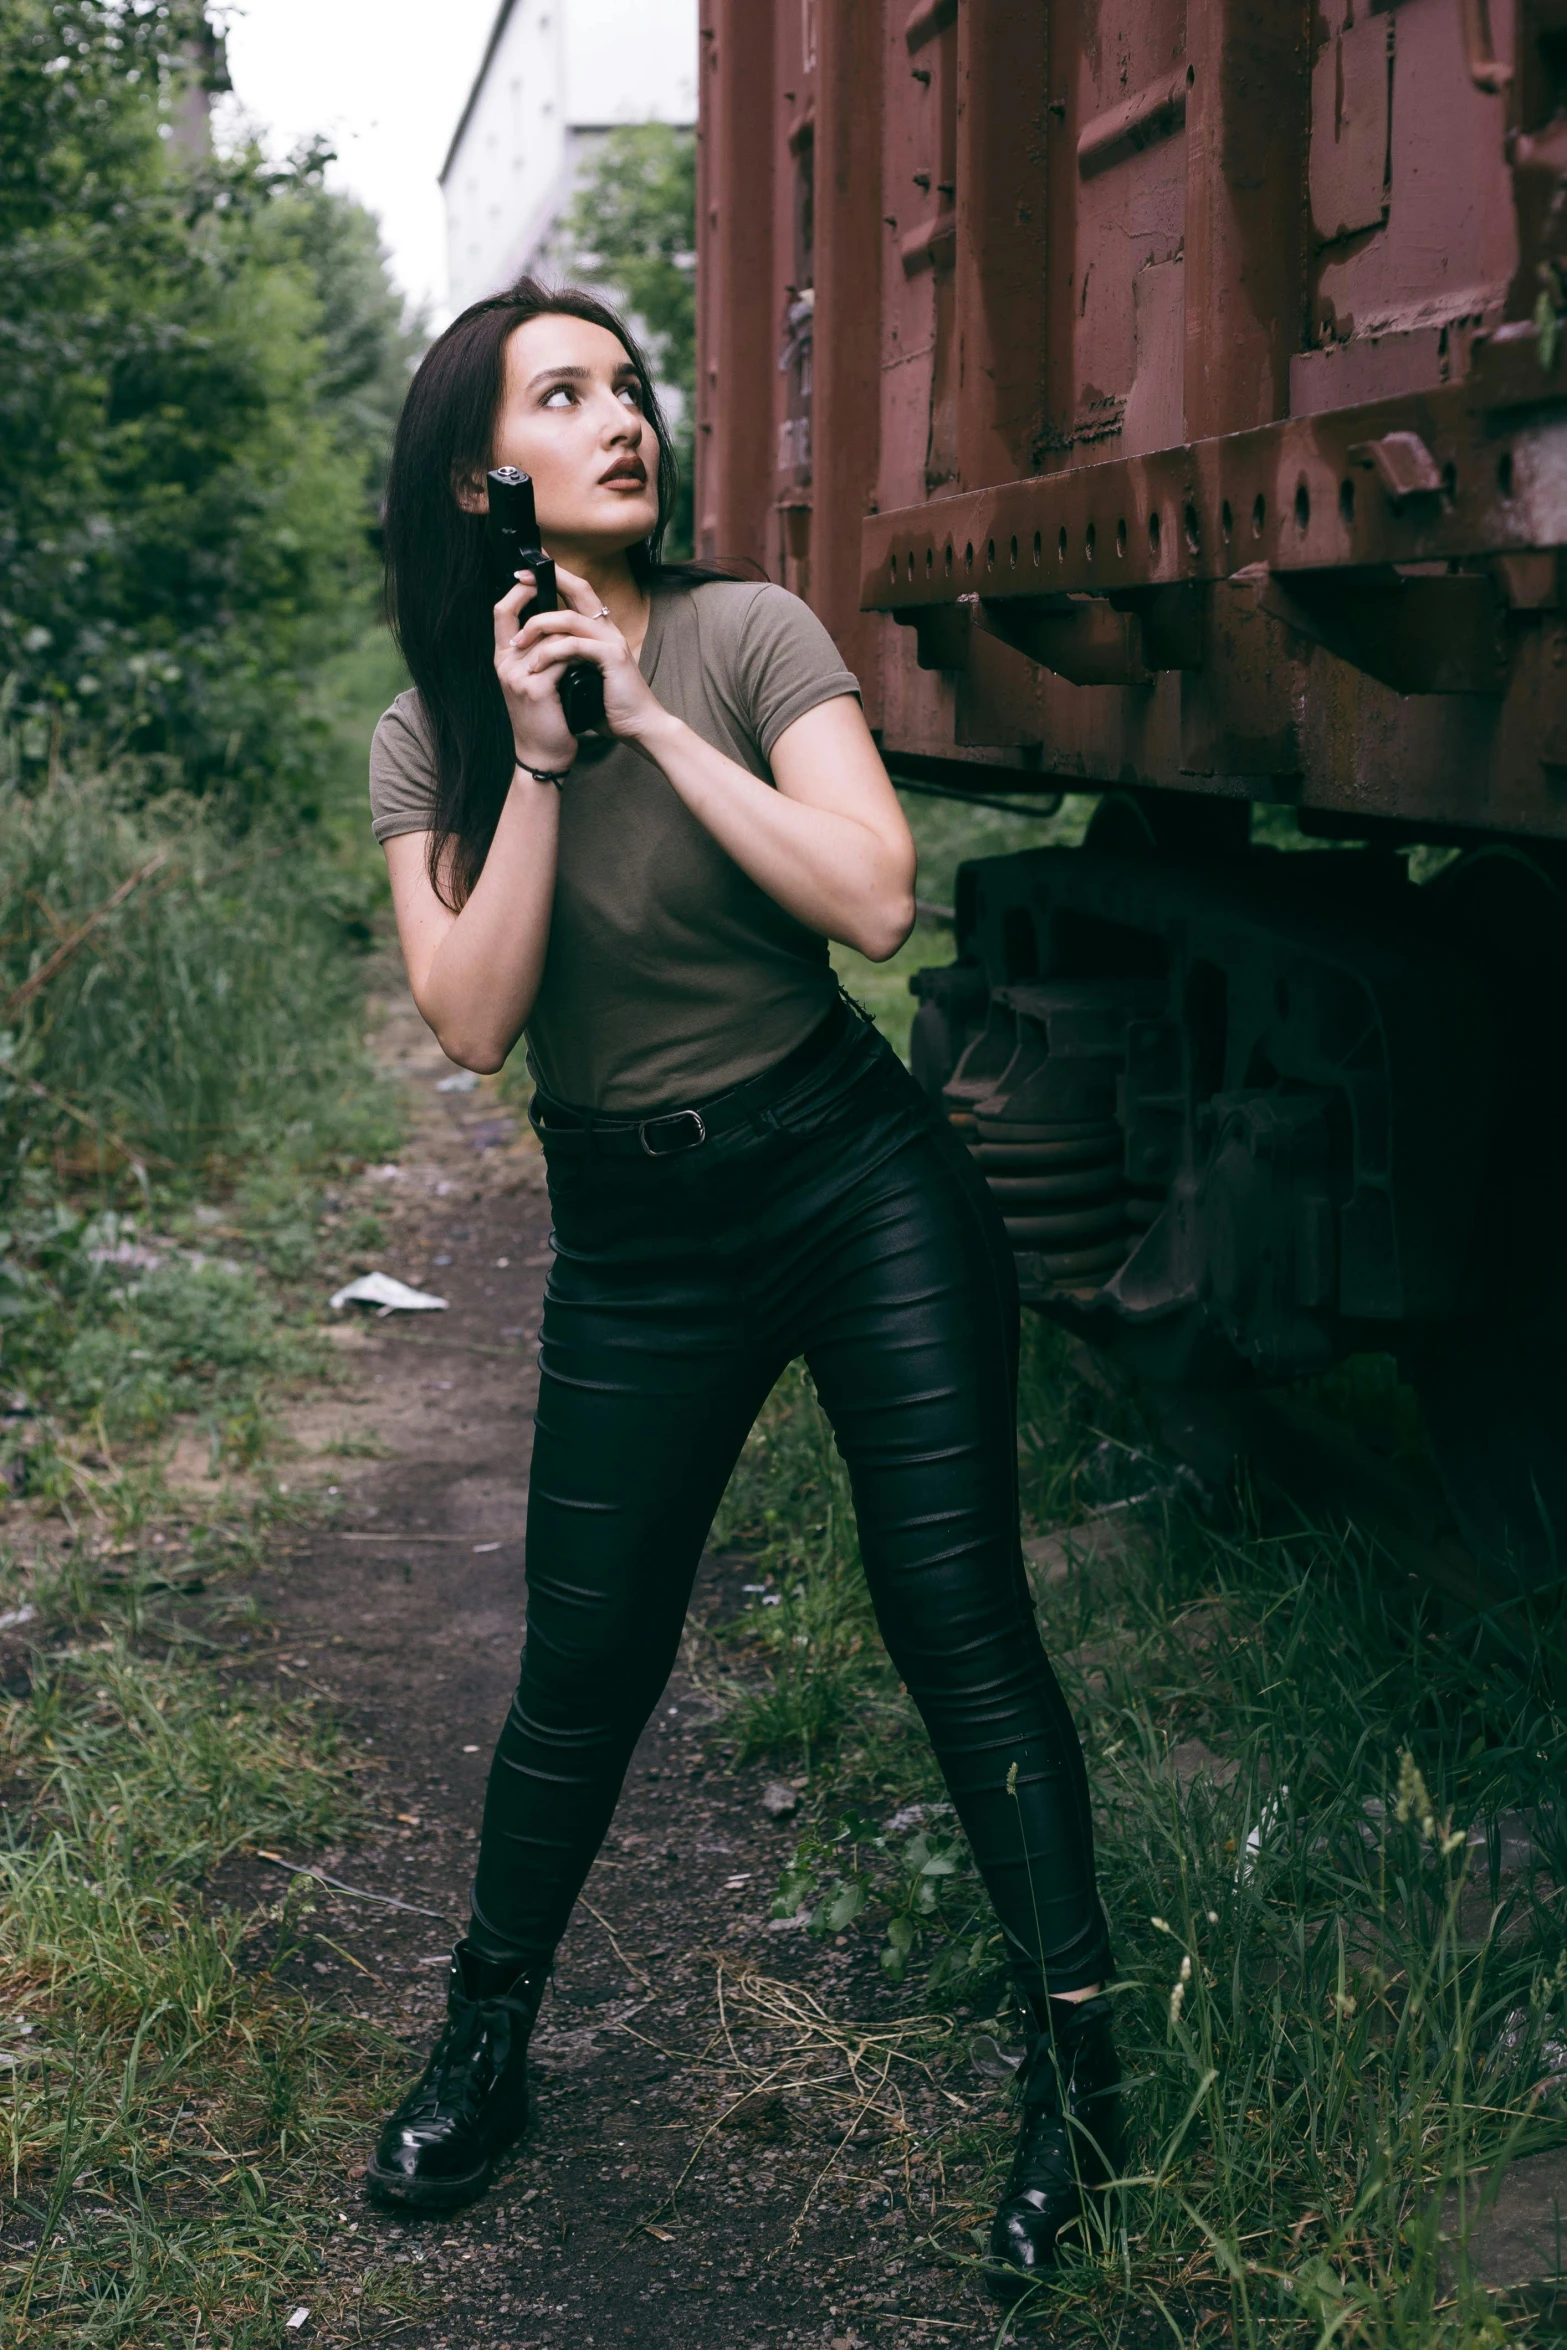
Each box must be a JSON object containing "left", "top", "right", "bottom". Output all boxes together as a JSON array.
[{"left": 524, "top": 361, "right": 641, "bottom": 393}]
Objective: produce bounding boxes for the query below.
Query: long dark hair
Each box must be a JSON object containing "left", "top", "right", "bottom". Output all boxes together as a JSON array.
[{"left": 383, "top": 277, "right": 721, "bottom": 906}]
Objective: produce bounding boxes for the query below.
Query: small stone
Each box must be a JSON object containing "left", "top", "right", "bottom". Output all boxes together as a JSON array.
[
  {"left": 761, "top": 1781, "right": 799, "bottom": 1820},
  {"left": 1166, "top": 1738, "right": 1238, "bottom": 1788}
]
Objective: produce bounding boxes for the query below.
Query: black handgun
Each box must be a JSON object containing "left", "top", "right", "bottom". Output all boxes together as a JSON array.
[{"left": 486, "top": 466, "right": 606, "bottom": 736}]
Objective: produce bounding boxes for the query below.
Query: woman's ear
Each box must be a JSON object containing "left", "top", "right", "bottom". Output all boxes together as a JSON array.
[{"left": 452, "top": 468, "right": 489, "bottom": 515}]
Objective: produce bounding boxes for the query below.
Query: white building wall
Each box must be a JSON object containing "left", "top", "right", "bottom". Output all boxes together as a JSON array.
[{"left": 443, "top": 0, "right": 696, "bottom": 317}]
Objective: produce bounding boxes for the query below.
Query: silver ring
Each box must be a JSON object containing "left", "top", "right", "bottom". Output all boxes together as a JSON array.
[{"left": 594, "top": 605, "right": 611, "bottom": 620}]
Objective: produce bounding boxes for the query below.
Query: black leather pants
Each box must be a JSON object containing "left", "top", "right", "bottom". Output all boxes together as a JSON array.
[{"left": 469, "top": 1006, "right": 1112, "bottom": 1999}]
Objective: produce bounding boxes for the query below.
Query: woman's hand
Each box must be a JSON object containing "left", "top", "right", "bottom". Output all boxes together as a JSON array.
[
  {"left": 494, "top": 572, "right": 578, "bottom": 773},
  {"left": 510, "top": 564, "right": 661, "bottom": 741}
]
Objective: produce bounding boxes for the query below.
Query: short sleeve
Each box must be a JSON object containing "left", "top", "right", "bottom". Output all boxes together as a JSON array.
[
  {"left": 369, "top": 693, "right": 439, "bottom": 843},
  {"left": 732, "top": 585, "right": 861, "bottom": 759}
]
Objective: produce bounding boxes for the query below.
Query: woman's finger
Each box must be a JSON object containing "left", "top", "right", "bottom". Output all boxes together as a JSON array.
[
  {"left": 514, "top": 605, "right": 615, "bottom": 653},
  {"left": 494, "top": 571, "right": 536, "bottom": 620},
  {"left": 493, "top": 575, "right": 538, "bottom": 649},
  {"left": 551, "top": 563, "right": 603, "bottom": 617},
  {"left": 516, "top": 634, "right": 611, "bottom": 675}
]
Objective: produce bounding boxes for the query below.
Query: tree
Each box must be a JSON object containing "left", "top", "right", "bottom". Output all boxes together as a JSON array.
[
  {"left": 552, "top": 124, "right": 696, "bottom": 557},
  {"left": 0, "top": 0, "right": 418, "bottom": 816}
]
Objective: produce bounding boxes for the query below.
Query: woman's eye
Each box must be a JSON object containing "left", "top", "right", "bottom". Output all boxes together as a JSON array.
[
  {"left": 617, "top": 385, "right": 642, "bottom": 409},
  {"left": 542, "top": 386, "right": 574, "bottom": 408}
]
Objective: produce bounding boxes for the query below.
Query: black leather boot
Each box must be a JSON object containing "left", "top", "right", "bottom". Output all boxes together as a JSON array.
[
  {"left": 365, "top": 1942, "right": 548, "bottom": 2214},
  {"left": 987, "top": 1991, "right": 1122, "bottom": 2291}
]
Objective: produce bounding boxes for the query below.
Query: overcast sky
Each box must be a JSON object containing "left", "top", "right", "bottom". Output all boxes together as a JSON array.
[{"left": 218, "top": 0, "right": 504, "bottom": 320}]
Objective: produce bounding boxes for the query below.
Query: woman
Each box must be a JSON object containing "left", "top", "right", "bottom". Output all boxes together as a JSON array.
[{"left": 365, "top": 278, "right": 1119, "bottom": 2285}]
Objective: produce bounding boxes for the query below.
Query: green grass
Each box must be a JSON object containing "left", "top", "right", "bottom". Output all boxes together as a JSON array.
[
  {"left": 708, "top": 1328, "right": 1567, "bottom": 2343},
  {"left": 0, "top": 1556, "right": 413, "bottom": 2349},
  {"left": 0, "top": 632, "right": 422, "bottom": 2343},
  {"left": 0, "top": 624, "right": 404, "bottom": 1488}
]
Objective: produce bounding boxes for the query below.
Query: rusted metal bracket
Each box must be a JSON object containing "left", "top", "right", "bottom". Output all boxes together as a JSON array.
[
  {"left": 898, "top": 582, "right": 1213, "bottom": 682},
  {"left": 1457, "top": 0, "right": 1513, "bottom": 95},
  {"left": 896, "top": 602, "right": 973, "bottom": 671},
  {"left": 974, "top": 595, "right": 1150, "bottom": 686},
  {"left": 1077, "top": 68, "right": 1189, "bottom": 176},
  {"left": 1347, "top": 430, "right": 1444, "bottom": 509},
  {"left": 861, "top": 345, "right": 1567, "bottom": 615},
  {"left": 1237, "top": 564, "right": 1509, "bottom": 696}
]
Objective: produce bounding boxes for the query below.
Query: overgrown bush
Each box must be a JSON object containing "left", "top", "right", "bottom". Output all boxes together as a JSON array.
[
  {"left": 0, "top": 0, "right": 418, "bottom": 813},
  {"left": 0, "top": 760, "right": 398, "bottom": 1458}
]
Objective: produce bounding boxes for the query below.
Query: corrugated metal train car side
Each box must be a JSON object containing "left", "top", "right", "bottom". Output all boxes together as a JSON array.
[{"left": 696, "top": 0, "right": 1567, "bottom": 1596}]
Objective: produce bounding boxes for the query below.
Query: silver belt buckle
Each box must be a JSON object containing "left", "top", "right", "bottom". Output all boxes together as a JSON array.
[{"left": 638, "top": 1108, "right": 707, "bottom": 1158}]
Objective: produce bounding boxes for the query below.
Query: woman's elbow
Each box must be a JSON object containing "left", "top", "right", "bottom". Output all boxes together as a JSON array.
[
  {"left": 417, "top": 998, "right": 516, "bottom": 1076},
  {"left": 432, "top": 1024, "right": 512, "bottom": 1071},
  {"left": 850, "top": 890, "right": 917, "bottom": 964},
  {"left": 442, "top": 1041, "right": 509, "bottom": 1076}
]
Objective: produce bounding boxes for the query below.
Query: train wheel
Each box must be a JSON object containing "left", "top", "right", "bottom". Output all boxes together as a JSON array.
[{"left": 1083, "top": 786, "right": 1249, "bottom": 859}]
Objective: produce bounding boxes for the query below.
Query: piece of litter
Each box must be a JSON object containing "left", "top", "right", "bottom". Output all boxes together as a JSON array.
[
  {"left": 473, "top": 1540, "right": 502, "bottom": 1553},
  {"left": 435, "top": 1071, "right": 480, "bottom": 1093},
  {"left": 761, "top": 1781, "right": 799, "bottom": 1820},
  {"left": 723, "top": 1874, "right": 752, "bottom": 1888},
  {"left": 329, "top": 1272, "right": 448, "bottom": 1317},
  {"left": 1239, "top": 1787, "right": 1290, "bottom": 1880},
  {"left": 0, "top": 1605, "right": 37, "bottom": 1633},
  {"left": 285, "top": 2311, "right": 310, "bottom": 2333},
  {"left": 970, "top": 2031, "right": 1025, "bottom": 2081},
  {"left": 462, "top": 1744, "right": 480, "bottom": 1753}
]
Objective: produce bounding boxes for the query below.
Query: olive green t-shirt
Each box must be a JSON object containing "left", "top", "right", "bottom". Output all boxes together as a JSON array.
[{"left": 368, "top": 580, "right": 860, "bottom": 1113}]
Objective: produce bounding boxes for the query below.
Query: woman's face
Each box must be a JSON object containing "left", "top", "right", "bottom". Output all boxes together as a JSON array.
[{"left": 488, "top": 313, "right": 660, "bottom": 557}]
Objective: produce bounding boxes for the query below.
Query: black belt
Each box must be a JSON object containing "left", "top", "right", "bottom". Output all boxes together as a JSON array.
[{"left": 530, "top": 998, "right": 855, "bottom": 1159}]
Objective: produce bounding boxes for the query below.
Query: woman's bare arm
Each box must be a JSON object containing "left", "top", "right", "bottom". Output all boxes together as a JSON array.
[
  {"left": 382, "top": 569, "right": 579, "bottom": 1073},
  {"left": 634, "top": 694, "right": 916, "bottom": 962},
  {"left": 383, "top": 775, "right": 559, "bottom": 1074},
  {"left": 518, "top": 574, "right": 918, "bottom": 962}
]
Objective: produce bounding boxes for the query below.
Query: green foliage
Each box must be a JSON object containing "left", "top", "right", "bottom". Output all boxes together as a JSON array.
[
  {"left": 712, "top": 1362, "right": 883, "bottom": 1774},
  {"left": 558, "top": 122, "right": 695, "bottom": 392},
  {"left": 0, "top": 768, "right": 393, "bottom": 1194},
  {"left": 0, "top": 748, "right": 399, "bottom": 1467},
  {"left": 554, "top": 123, "right": 696, "bottom": 557},
  {"left": 54, "top": 1256, "right": 318, "bottom": 1452},
  {"left": 0, "top": 0, "right": 417, "bottom": 812}
]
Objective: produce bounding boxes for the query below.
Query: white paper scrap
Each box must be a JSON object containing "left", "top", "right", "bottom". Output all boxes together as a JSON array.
[{"left": 329, "top": 1273, "right": 448, "bottom": 1316}]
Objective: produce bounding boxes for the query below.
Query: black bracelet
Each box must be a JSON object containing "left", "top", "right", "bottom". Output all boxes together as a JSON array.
[{"left": 514, "top": 758, "right": 572, "bottom": 788}]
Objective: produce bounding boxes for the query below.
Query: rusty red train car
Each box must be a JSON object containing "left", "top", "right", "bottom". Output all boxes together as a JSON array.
[{"left": 695, "top": 0, "right": 1567, "bottom": 1590}]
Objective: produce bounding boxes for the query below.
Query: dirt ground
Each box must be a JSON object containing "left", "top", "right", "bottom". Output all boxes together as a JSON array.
[{"left": 235, "top": 981, "right": 1043, "bottom": 2350}]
